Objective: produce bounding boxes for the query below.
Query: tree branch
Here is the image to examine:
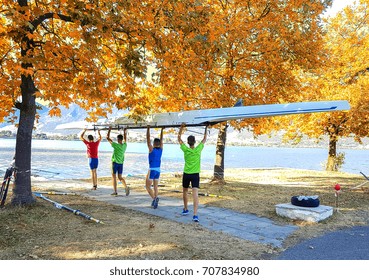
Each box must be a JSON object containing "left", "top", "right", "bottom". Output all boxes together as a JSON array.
[
  {"left": 31, "top": 13, "right": 74, "bottom": 30},
  {"left": 347, "top": 67, "right": 369, "bottom": 84}
]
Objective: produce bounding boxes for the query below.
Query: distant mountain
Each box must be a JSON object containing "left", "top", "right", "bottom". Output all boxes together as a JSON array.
[
  {"left": 33, "top": 104, "right": 88, "bottom": 135},
  {"left": 0, "top": 104, "right": 121, "bottom": 136},
  {"left": 0, "top": 104, "right": 264, "bottom": 144}
]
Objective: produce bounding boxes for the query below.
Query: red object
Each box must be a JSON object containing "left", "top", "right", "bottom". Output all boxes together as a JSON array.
[{"left": 334, "top": 184, "right": 341, "bottom": 191}]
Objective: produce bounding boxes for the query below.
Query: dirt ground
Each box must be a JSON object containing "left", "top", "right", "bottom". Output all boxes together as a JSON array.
[{"left": 1, "top": 168, "right": 369, "bottom": 260}]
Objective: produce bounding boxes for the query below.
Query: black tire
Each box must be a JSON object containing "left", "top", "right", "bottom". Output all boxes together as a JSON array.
[{"left": 291, "top": 196, "right": 320, "bottom": 207}]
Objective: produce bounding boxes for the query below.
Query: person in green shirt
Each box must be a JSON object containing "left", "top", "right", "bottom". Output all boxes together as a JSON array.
[
  {"left": 107, "top": 127, "right": 130, "bottom": 196},
  {"left": 178, "top": 124, "right": 208, "bottom": 222}
]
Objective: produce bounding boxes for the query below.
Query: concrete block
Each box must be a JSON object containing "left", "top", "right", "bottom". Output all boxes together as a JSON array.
[{"left": 275, "top": 203, "right": 333, "bottom": 222}]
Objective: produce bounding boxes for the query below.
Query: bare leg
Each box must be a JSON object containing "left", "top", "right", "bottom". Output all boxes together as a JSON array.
[
  {"left": 153, "top": 179, "right": 159, "bottom": 198},
  {"left": 183, "top": 188, "right": 189, "bottom": 210},
  {"left": 145, "top": 171, "right": 155, "bottom": 199},
  {"left": 91, "top": 169, "right": 97, "bottom": 187},
  {"left": 192, "top": 188, "right": 199, "bottom": 216},
  {"left": 118, "top": 174, "right": 126, "bottom": 187},
  {"left": 152, "top": 178, "right": 160, "bottom": 209},
  {"left": 112, "top": 173, "right": 117, "bottom": 194},
  {"left": 118, "top": 174, "right": 129, "bottom": 196}
]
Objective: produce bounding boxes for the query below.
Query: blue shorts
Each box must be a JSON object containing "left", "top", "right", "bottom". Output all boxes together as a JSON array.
[
  {"left": 112, "top": 162, "right": 123, "bottom": 175},
  {"left": 149, "top": 169, "right": 161, "bottom": 180},
  {"left": 89, "top": 158, "right": 98, "bottom": 170}
]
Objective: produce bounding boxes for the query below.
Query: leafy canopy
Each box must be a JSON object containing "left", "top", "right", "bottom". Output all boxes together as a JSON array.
[{"left": 1, "top": 0, "right": 331, "bottom": 124}]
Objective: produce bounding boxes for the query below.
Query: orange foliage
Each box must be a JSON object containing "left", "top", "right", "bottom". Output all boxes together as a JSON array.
[
  {"left": 0, "top": 0, "right": 170, "bottom": 121},
  {"left": 0, "top": 0, "right": 337, "bottom": 202},
  {"left": 1, "top": 0, "right": 330, "bottom": 122},
  {"left": 150, "top": 0, "right": 328, "bottom": 120},
  {"left": 263, "top": 0, "right": 369, "bottom": 145}
]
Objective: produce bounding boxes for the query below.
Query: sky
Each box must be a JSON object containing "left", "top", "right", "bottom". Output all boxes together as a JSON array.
[{"left": 325, "top": 0, "right": 357, "bottom": 17}]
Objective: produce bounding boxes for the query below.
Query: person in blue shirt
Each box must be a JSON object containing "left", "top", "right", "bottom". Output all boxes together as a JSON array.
[{"left": 145, "top": 126, "right": 164, "bottom": 209}]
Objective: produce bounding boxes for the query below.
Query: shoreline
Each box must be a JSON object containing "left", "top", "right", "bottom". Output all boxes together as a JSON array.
[
  {"left": 31, "top": 167, "right": 362, "bottom": 184},
  {"left": 2, "top": 135, "right": 369, "bottom": 150}
]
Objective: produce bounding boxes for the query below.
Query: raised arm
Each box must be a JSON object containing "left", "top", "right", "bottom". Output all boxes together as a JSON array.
[
  {"left": 80, "top": 129, "right": 86, "bottom": 141},
  {"left": 178, "top": 124, "right": 185, "bottom": 144},
  {"left": 123, "top": 128, "right": 128, "bottom": 143},
  {"left": 97, "top": 130, "right": 102, "bottom": 142},
  {"left": 107, "top": 127, "right": 113, "bottom": 143},
  {"left": 201, "top": 126, "right": 208, "bottom": 144},
  {"left": 146, "top": 126, "right": 153, "bottom": 151},
  {"left": 160, "top": 128, "right": 164, "bottom": 149}
]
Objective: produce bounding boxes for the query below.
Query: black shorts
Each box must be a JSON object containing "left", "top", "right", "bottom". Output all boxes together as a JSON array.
[{"left": 182, "top": 173, "right": 200, "bottom": 189}]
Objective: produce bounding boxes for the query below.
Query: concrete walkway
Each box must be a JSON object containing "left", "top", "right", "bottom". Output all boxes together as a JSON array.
[
  {"left": 82, "top": 186, "right": 297, "bottom": 248},
  {"left": 34, "top": 179, "right": 297, "bottom": 247},
  {"left": 34, "top": 179, "right": 369, "bottom": 259}
]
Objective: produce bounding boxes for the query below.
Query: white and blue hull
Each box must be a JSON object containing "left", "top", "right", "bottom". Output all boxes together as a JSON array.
[{"left": 56, "top": 100, "right": 350, "bottom": 130}]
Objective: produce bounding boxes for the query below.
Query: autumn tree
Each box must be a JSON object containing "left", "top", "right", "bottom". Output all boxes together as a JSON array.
[
  {"left": 149, "top": 0, "right": 332, "bottom": 182},
  {"left": 0, "top": 0, "right": 212, "bottom": 205},
  {"left": 319, "top": 0, "right": 369, "bottom": 171},
  {"left": 0, "top": 0, "right": 338, "bottom": 207},
  {"left": 264, "top": 0, "right": 369, "bottom": 171}
]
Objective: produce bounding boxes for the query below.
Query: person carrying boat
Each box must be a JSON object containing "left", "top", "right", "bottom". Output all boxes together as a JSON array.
[
  {"left": 178, "top": 124, "right": 208, "bottom": 222},
  {"left": 145, "top": 126, "right": 164, "bottom": 209},
  {"left": 107, "top": 127, "right": 130, "bottom": 196},
  {"left": 80, "top": 129, "right": 102, "bottom": 190}
]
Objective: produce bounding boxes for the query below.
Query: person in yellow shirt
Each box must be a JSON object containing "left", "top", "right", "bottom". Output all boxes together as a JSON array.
[{"left": 178, "top": 124, "right": 207, "bottom": 222}]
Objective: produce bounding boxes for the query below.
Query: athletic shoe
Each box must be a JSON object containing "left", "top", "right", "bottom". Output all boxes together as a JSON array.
[
  {"left": 151, "top": 199, "right": 155, "bottom": 208},
  {"left": 91, "top": 186, "right": 97, "bottom": 190},
  {"left": 192, "top": 215, "right": 199, "bottom": 222},
  {"left": 125, "top": 186, "right": 130, "bottom": 196},
  {"left": 111, "top": 192, "right": 118, "bottom": 196},
  {"left": 153, "top": 197, "right": 159, "bottom": 209},
  {"left": 181, "top": 209, "right": 189, "bottom": 216}
]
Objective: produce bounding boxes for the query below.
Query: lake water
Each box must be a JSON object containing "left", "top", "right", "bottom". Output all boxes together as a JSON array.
[{"left": 1, "top": 138, "right": 369, "bottom": 180}]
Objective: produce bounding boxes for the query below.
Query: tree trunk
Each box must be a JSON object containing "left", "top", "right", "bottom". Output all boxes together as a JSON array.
[
  {"left": 10, "top": 24, "right": 37, "bottom": 205},
  {"left": 212, "top": 123, "right": 227, "bottom": 183},
  {"left": 326, "top": 132, "right": 338, "bottom": 172},
  {"left": 11, "top": 74, "right": 37, "bottom": 206}
]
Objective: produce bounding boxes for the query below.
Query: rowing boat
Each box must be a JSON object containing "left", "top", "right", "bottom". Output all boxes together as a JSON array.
[{"left": 55, "top": 100, "right": 350, "bottom": 130}]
